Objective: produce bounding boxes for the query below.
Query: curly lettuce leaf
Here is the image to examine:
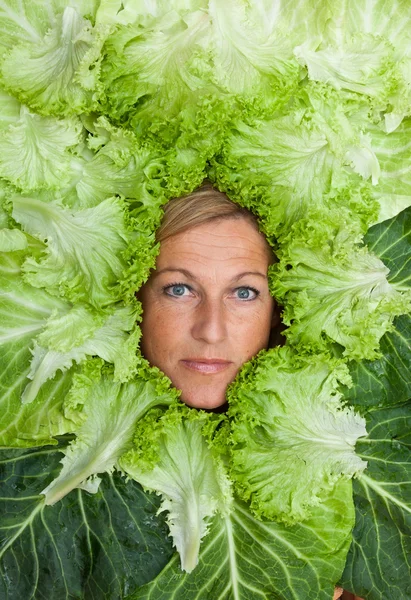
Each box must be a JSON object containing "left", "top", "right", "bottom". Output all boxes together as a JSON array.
[
  {"left": 0, "top": 86, "right": 20, "bottom": 130},
  {"left": 366, "top": 119, "right": 411, "bottom": 223},
  {"left": 295, "top": 33, "right": 400, "bottom": 106},
  {"left": 120, "top": 405, "right": 232, "bottom": 573},
  {"left": 212, "top": 86, "right": 380, "bottom": 237},
  {"left": 227, "top": 346, "right": 366, "bottom": 524},
  {"left": 0, "top": 252, "right": 77, "bottom": 447},
  {"left": 101, "top": 8, "right": 211, "bottom": 122},
  {"left": 22, "top": 302, "right": 141, "bottom": 404},
  {"left": 0, "top": 227, "right": 27, "bottom": 251},
  {"left": 207, "top": 0, "right": 299, "bottom": 105},
  {"left": 41, "top": 365, "right": 177, "bottom": 505},
  {"left": 11, "top": 195, "right": 130, "bottom": 307},
  {"left": 271, "top": 210, "right": 411, "bottom": 360},
  {"left": 0, "top": 4, "right": 101, "bottom": 115},
  {"left": 0, "top": 104, "right": 83, "bottom": 191},
  {"left": 323, "top": 0, "right": 411, "bottom": 121}
]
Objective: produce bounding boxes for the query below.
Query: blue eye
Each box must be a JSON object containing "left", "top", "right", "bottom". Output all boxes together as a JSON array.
[
  {"left": 235, "top": 287, "right": 258, "bottom": 300},
  {"left": 164, "top": 283, "right": 190, "bottom": 297}
]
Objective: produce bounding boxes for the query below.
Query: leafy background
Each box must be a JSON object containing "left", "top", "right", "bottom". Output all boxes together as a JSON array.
[{"left": 1, "top": 0, "right": 411, "bottom": 598}]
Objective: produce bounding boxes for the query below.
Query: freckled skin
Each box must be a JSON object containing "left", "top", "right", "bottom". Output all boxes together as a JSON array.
[{"left": 139, "top": 218, "right": 276, "bottom": 409}]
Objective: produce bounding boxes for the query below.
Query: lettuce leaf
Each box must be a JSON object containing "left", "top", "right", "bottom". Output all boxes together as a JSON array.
[
  {"left": 41, "top": 364, "right": 177, "bottom": 506},
  {"left": 271, "top": 209, "right": 411, "bottom": 359},
  {"left": 0, "top": 101, "right": 83, "bottom": 191},
  {"left": 227, "top": 346, "right": 366, "bottom": 524},
  {"left": 120, "top": 405, "right": 232, "bottom": 573},
  {"left": 0, "top": 4, "right": 101, "bottom": 115},
  {"left": 11, "top": 195, "right": 130, "bottom": 307},
  {"left": 0, "top": 251, "right": 76, "bottom": 447}
]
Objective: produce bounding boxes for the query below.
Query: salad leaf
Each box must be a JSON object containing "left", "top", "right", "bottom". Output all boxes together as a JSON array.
[
  {"left": 0, "top": 102, "right": 84, "bottom": 191},
  {"left": 227, "top": 346, "right": 367, "bottom": 524},
  {"left": 100, "top": 7, "right": 211, "bottom": 124},
  {"left": 211, "top": 85, "right": 381, "bottom": 237},
  {"left": 365, "top": 119, "right": 411, "bottom": 223},
  {"left": 0, "top": 442, "right": 174, "bottom": 599},
  {"left": 22, "top": 302, "right": 141, "bottom": 404},
  {"left": 41, "top": 366, "right": 177, "bottom": 506},
  {"left": 0, "top": 227, "right": 27, "bottom": 251},
  {"left": 120, "top": 405, "right": 231, "bottom": 573},
  {"left": 340, "top": 402, "right": 411, "bottom": 600},
  {"left": 11, "top": 195, "right": 130, "bottom": 307},
  {"left": 295, "top": 33, "right": 399, "bottom": 106},
  {"left": 0, "top": 4, "right": 101, "bottom": 116},
  {"left": 318, "top": 0, "right": 411, "bottom": 121},
  {"left": 271, "top": 209, "right": 411, "bottom": 360},
  {"left": 0, "top": 252, "right": 76, "bottom": 447}
]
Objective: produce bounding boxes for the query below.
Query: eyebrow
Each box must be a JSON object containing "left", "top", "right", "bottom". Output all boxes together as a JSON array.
[{"left": 153, "top": 268, "right": 268, "bottom": 281}]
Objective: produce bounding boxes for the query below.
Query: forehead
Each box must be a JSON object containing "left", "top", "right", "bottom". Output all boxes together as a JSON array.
[{"left": 156, "top": 217, "right": 272, "bottom": 270}]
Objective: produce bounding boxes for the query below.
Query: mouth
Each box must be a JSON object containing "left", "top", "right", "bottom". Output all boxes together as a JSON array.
[{"left": 180, "top": 359, "right": 233, "bottom": 374}]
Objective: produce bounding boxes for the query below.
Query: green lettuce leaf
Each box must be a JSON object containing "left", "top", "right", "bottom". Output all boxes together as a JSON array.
[
  {"left": 1, "top": 4, "right": 101, "bottom": 116},
  {"left": 211, "top": 86, "right": 380, "bottom": 237},
  {"left": 0, "top": 86, "right": 20, "bottom": 130},
  {"left": 22, "top": 302, "right": 141, "bottom": 404},
  {"left": 0, "top": 227, "right": 27, "bottom": 251},
  {"left": 41, "top": 365, "right": 177, "bottom": 505},
  {"left": 363, "top": 119, "right": 411, "bottom": 223},
  {"left": 295, "top": 33, "right": 400, "bottom": 106},
  {"left": 0, "top": 252, "right": 76, "bottom": 447},
  {"left": 207, "top": 0, "right": 299, "bottom": 105},
  {"left": 11, "top": 195, "right": 130, "bottom": 307},
  {"left": 0, "top": 442, "right": 174, "bottom": 599},
  {"left": 271, "top": 210, "right": 411, "bottom": 360},
  {"left": 0, "top": 104, "right": 83, "bottom": 191},
  {"left": 100, "top": 7, "right": 211, "bottom": 123},
  {"left": 340, "top": 402, "right": 411, "bottom": 600},
  {"left": 323, "top": 0, "right": 411, "bottom": 121},
  {"left": 227, "top": 346, "right": 366, "bottom": 524},
  {"left": 120, "top": 405, "right": 232, "bottom": 573}
]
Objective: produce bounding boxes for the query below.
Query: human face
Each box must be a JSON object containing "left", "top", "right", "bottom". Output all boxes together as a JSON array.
[{"left": 139, "top": 217, "right": 275, "bottom": 409}]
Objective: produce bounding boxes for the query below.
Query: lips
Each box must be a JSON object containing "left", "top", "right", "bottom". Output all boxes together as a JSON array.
[{"left": 180, "top": 359, "right": 232, "bottom": 374}]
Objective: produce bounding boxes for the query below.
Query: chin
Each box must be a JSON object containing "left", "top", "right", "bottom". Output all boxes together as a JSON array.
[{"left": 180, "top": 389, "right": 227, "bottom": 411}]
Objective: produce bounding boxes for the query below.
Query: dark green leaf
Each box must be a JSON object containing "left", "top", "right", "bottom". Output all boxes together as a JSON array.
[
  {"left": 131, "top": 484, "right": 354, "bottom": 600},
  {"left": 0, "top": 443, "right": 173, "bottom": 600},
  {"left": 344, "top": 314, "right": 411, "bottom": 409},
  {"left": 340, "top": 403, "right": 411, "bottom": 599},
  {"left": 365, "top": 206, "right": 411, "bottom": 289}
]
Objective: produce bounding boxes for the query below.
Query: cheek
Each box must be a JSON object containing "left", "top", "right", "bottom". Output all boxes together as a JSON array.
[
  {"left": 235, "top": 302, "right": 274, "bottom": 356},
  {"left": 140, "top": 304, "right": 184, "bottom": 366}
]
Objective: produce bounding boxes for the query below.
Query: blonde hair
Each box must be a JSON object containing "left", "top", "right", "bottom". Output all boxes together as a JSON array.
[{"left": 156, "top": 182, "right": 263, "bottom": 243}]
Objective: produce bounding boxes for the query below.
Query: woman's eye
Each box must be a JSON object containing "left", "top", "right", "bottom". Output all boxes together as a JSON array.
[
  {"left": 234, "top": 286, "right": 259, "bottom": 300},
  {"left": 164, "top": 284, "right": 191, "bottom": 297}
]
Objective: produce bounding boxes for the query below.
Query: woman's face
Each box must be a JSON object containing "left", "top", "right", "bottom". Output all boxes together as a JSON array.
[{"left": 139, "top": 217, "right": 276, "bottom": 409}]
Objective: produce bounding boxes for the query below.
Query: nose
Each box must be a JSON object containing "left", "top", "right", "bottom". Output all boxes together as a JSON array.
[{"left": 191, "top": 297, "right": 228, "bottom": 344}]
